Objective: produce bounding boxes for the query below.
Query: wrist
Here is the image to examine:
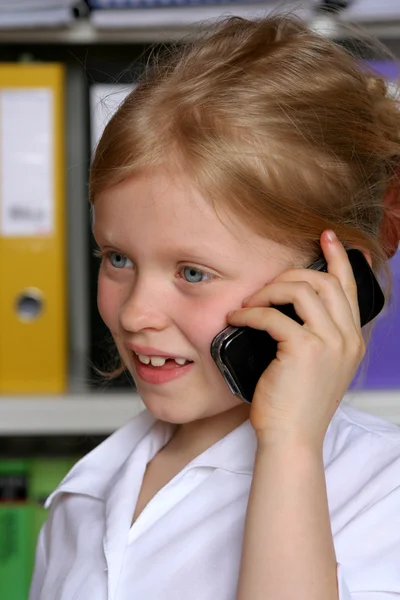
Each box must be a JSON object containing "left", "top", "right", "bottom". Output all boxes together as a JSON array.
[{"left": 255, "top": 428, "right": 324, "bottom": 456}]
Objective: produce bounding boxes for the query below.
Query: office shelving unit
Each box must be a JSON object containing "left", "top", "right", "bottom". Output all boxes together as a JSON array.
[
  {"left": 0, "top": 13, "right": 399, "bottom": 43},
  {"left": 1, "top": 7, "right": 400, "bottom": 435},
  {"left": 0, "top": 0, "right": 399, "bottom": 43},
  {"left": 0, "top": 394, "right": 145, "bottom": 435},
  {"left": 0, "top": 391, "right": 399, "bottom": 435}
]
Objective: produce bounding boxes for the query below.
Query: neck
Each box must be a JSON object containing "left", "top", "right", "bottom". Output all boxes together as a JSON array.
[{"left": 163, "top": 403, "right": 251, "bottom": 460}]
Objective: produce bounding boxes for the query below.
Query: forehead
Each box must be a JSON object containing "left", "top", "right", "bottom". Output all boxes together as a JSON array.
[
  {"left": 94, "top": 170, "right": 228, "bottom": 231},
  {"left": 92, "top": 168, "right": 295, "bottom": 264}
]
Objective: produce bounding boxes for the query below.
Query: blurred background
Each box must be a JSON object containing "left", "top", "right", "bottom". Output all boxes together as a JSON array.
[{"left": 0, "top": 1, "right": 399, "bottom": 597}]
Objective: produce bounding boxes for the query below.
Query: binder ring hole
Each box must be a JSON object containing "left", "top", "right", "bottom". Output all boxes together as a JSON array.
[{"left": 16, "top": 290, "right": 43, "bottom": 322}]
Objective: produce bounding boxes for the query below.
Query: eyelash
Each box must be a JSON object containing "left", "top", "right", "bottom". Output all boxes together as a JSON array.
[{"left": 93, "top": 249, "right": 215, "bottom": 285}]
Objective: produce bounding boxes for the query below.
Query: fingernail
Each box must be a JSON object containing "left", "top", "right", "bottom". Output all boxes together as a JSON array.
[{"left": 326, "top": 230, "right": 337, "bottom": 242}]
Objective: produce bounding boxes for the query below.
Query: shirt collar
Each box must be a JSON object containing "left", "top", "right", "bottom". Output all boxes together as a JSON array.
[
  {"left": 45, "top": 409, "right": 157, "bottom": 507},
  {"left": 46, "top": 406, "right": 339, "bottom": 508},
  {"left": 45, "top": 409, "right": 258, "bottom": 508}
]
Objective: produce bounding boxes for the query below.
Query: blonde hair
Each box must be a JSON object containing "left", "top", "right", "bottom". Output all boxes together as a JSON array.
[{"left": 90, "top": 14, "right": 400, "bottom": 381}]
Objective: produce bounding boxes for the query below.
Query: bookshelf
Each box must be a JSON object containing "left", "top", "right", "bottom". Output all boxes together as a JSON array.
[
  {"left": 0, "top": 394, "right": 144, "bottom": 435},
  {"left": 0, "top": 391, "right": 398, "bottom": 435},
  {"left": 0, "top": 10, "right": 399, "bottom": 436},
  {"left": 0, "top": 11, "right": 400, "bottom": 44}
]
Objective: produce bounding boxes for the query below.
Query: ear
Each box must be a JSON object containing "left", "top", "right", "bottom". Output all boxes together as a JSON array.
[{"left": 362, "top": 249, "right": 372, "bottom": 269}]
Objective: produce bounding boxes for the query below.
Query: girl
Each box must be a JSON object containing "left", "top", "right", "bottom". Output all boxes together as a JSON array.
[{"left": 30, "top": 14, "right": 400, "bottom": 600}]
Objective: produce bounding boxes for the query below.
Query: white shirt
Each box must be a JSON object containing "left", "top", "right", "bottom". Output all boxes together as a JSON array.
[{"left": 29, "top": 401, "right": 400, "bottom": 600}]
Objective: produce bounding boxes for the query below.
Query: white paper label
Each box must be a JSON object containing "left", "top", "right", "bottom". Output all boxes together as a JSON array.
[{"left": 0, "top": 88, "right": 54, "bottom": 237}]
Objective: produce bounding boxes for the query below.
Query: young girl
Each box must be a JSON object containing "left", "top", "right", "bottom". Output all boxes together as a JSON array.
[{"left": 30, "top": 14, "right": 400, "bottom": 600}]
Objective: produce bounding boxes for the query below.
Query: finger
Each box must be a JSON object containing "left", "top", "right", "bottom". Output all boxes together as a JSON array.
[
  {"left": 227, "top": 305, "right": 306, "bottom": 343},
  {"left": 236, "top": 281, "right": 342, "bottom": 341},
  {"left": 320, "top": 230, "right": 361, "bottom": 327},
  {"left": 263, "top": 269, "right": 358, "bottom": 337}
]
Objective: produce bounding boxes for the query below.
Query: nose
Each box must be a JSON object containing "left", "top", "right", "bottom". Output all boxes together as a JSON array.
[{"left": 118, "top": 279, "right": 171, "bottom": 333}]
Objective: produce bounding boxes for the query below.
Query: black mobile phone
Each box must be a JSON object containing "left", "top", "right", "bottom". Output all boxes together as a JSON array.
[{"left": 210, "top": 249, "right": 385, "bottom": 404}]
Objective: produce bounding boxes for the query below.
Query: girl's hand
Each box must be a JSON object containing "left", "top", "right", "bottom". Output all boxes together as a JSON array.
[{"left": 227, "top": 230, "right": 366, "bottom": 450}]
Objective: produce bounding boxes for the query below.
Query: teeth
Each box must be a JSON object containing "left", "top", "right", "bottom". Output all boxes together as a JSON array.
[
  {"left": 150, "top": 356, "right": 167, "bottom": 367},
  {"left": 174, "top": 358, "right": 187, "bottom": 365},
  {"left": 137, "top": 354, "right": 151, "bottom": 365},
  {"left": 136, "top": 354, "right": 188, "bottom": 367}
]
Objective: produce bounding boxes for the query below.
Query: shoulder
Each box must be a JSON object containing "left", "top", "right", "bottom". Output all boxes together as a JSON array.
[
  {"left": 325, "top": 401, "right": 400, "bottom": 486},
  {"left": 324, "top": 400, "right": 400, "bottom": 518},
  {"left": 327, "top": 399, "right": 400, "bottom": 455},
  {"left": 323, "top": 401, "right": 400, "bottom": 511},
  {"left": 325, "top": 402, "right": 400, "bottom": 590}
]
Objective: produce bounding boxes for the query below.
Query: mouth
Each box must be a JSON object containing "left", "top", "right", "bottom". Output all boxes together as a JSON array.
[
  {"left": 135, "top": 355, "right": 193, "bottom": 371},
  {"left": 132, "top": 352, "right": 195, "bottom": 385},
  {"left": 135, "top": 354, "right": 193, "bottom": 369}
]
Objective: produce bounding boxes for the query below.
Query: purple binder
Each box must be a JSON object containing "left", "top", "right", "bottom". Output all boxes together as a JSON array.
[
  {"left": 351, "top": 251, "right": 400, "bottom": 389},
  {"left": 351, "top": 60, "right": 400, "bottom": 389}
]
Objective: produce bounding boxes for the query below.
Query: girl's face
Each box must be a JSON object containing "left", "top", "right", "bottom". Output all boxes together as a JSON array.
[{"left": 93, "top": 168, "right": 299, "bottom": 424}]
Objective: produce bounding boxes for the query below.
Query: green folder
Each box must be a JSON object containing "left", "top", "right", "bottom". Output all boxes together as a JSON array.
[
  {"left": 0, "top": 456, "right": 80, "bottom": 599},
  {"left": 28, "top": 458, "right": 78, "bottom": 570},
  {"left": 0, "top": 459, "right": 32, "bottom": 600}
]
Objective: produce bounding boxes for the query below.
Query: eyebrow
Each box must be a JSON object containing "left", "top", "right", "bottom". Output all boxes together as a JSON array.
[
  {"left": 162, "top": 244, "right": 232, "bottom": 263},
  {"left": 160, "top": 247, "right": 233, "bottom": 270},
  {"left": 93, "top": 224, "right": 233, "bottom": 262}
]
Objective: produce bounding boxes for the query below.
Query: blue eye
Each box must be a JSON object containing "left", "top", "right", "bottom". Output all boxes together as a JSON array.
[
  {"left": 96, "top": 250, "right": 213, "bottom": 282},
  {"left": 181, "top": 266, "right": 213, "bottom": 284},
  {"left": 109, "top": 252, "right": 133, "bottom": 269}
]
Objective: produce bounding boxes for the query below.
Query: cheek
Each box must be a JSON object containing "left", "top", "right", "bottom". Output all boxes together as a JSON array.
[
  {"left": 185, "top": 295, "right": 235, "bottom": 356},
  {"left": 97, "top": 276, "right": 120, "bottom": 333}
]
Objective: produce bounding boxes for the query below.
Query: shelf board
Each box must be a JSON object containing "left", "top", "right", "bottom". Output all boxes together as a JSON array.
[
  {"left": 0, "top": 390, "right": 399, "bottom": 435},
  {"left": 0, "top": 393, "right": 145, "bottom": 435},
  {"left": 0, "top": 13, "right": 400, "bottom": 44},
  {"left": 346, "top": 390, "right": 400, "bottom": 425}
]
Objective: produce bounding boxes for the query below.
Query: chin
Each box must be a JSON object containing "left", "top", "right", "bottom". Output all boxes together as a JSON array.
[
  {"left": 141, "top": 403, "right": 199, "bottom": 425},
  {"left": 138, "top": 391, "right": 211, "bottom": 423},
  {"left": 140, "top": 391, "right": 239, "bottom": 426}
]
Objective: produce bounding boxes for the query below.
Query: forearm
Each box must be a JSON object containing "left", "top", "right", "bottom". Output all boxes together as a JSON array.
[{"left": 236, "top": 440, "right": 338, "bottom": 600}]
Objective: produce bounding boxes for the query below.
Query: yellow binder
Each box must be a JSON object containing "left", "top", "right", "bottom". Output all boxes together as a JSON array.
[{"left": 0, "top": 64, "right": 67, "bottom": 393}]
